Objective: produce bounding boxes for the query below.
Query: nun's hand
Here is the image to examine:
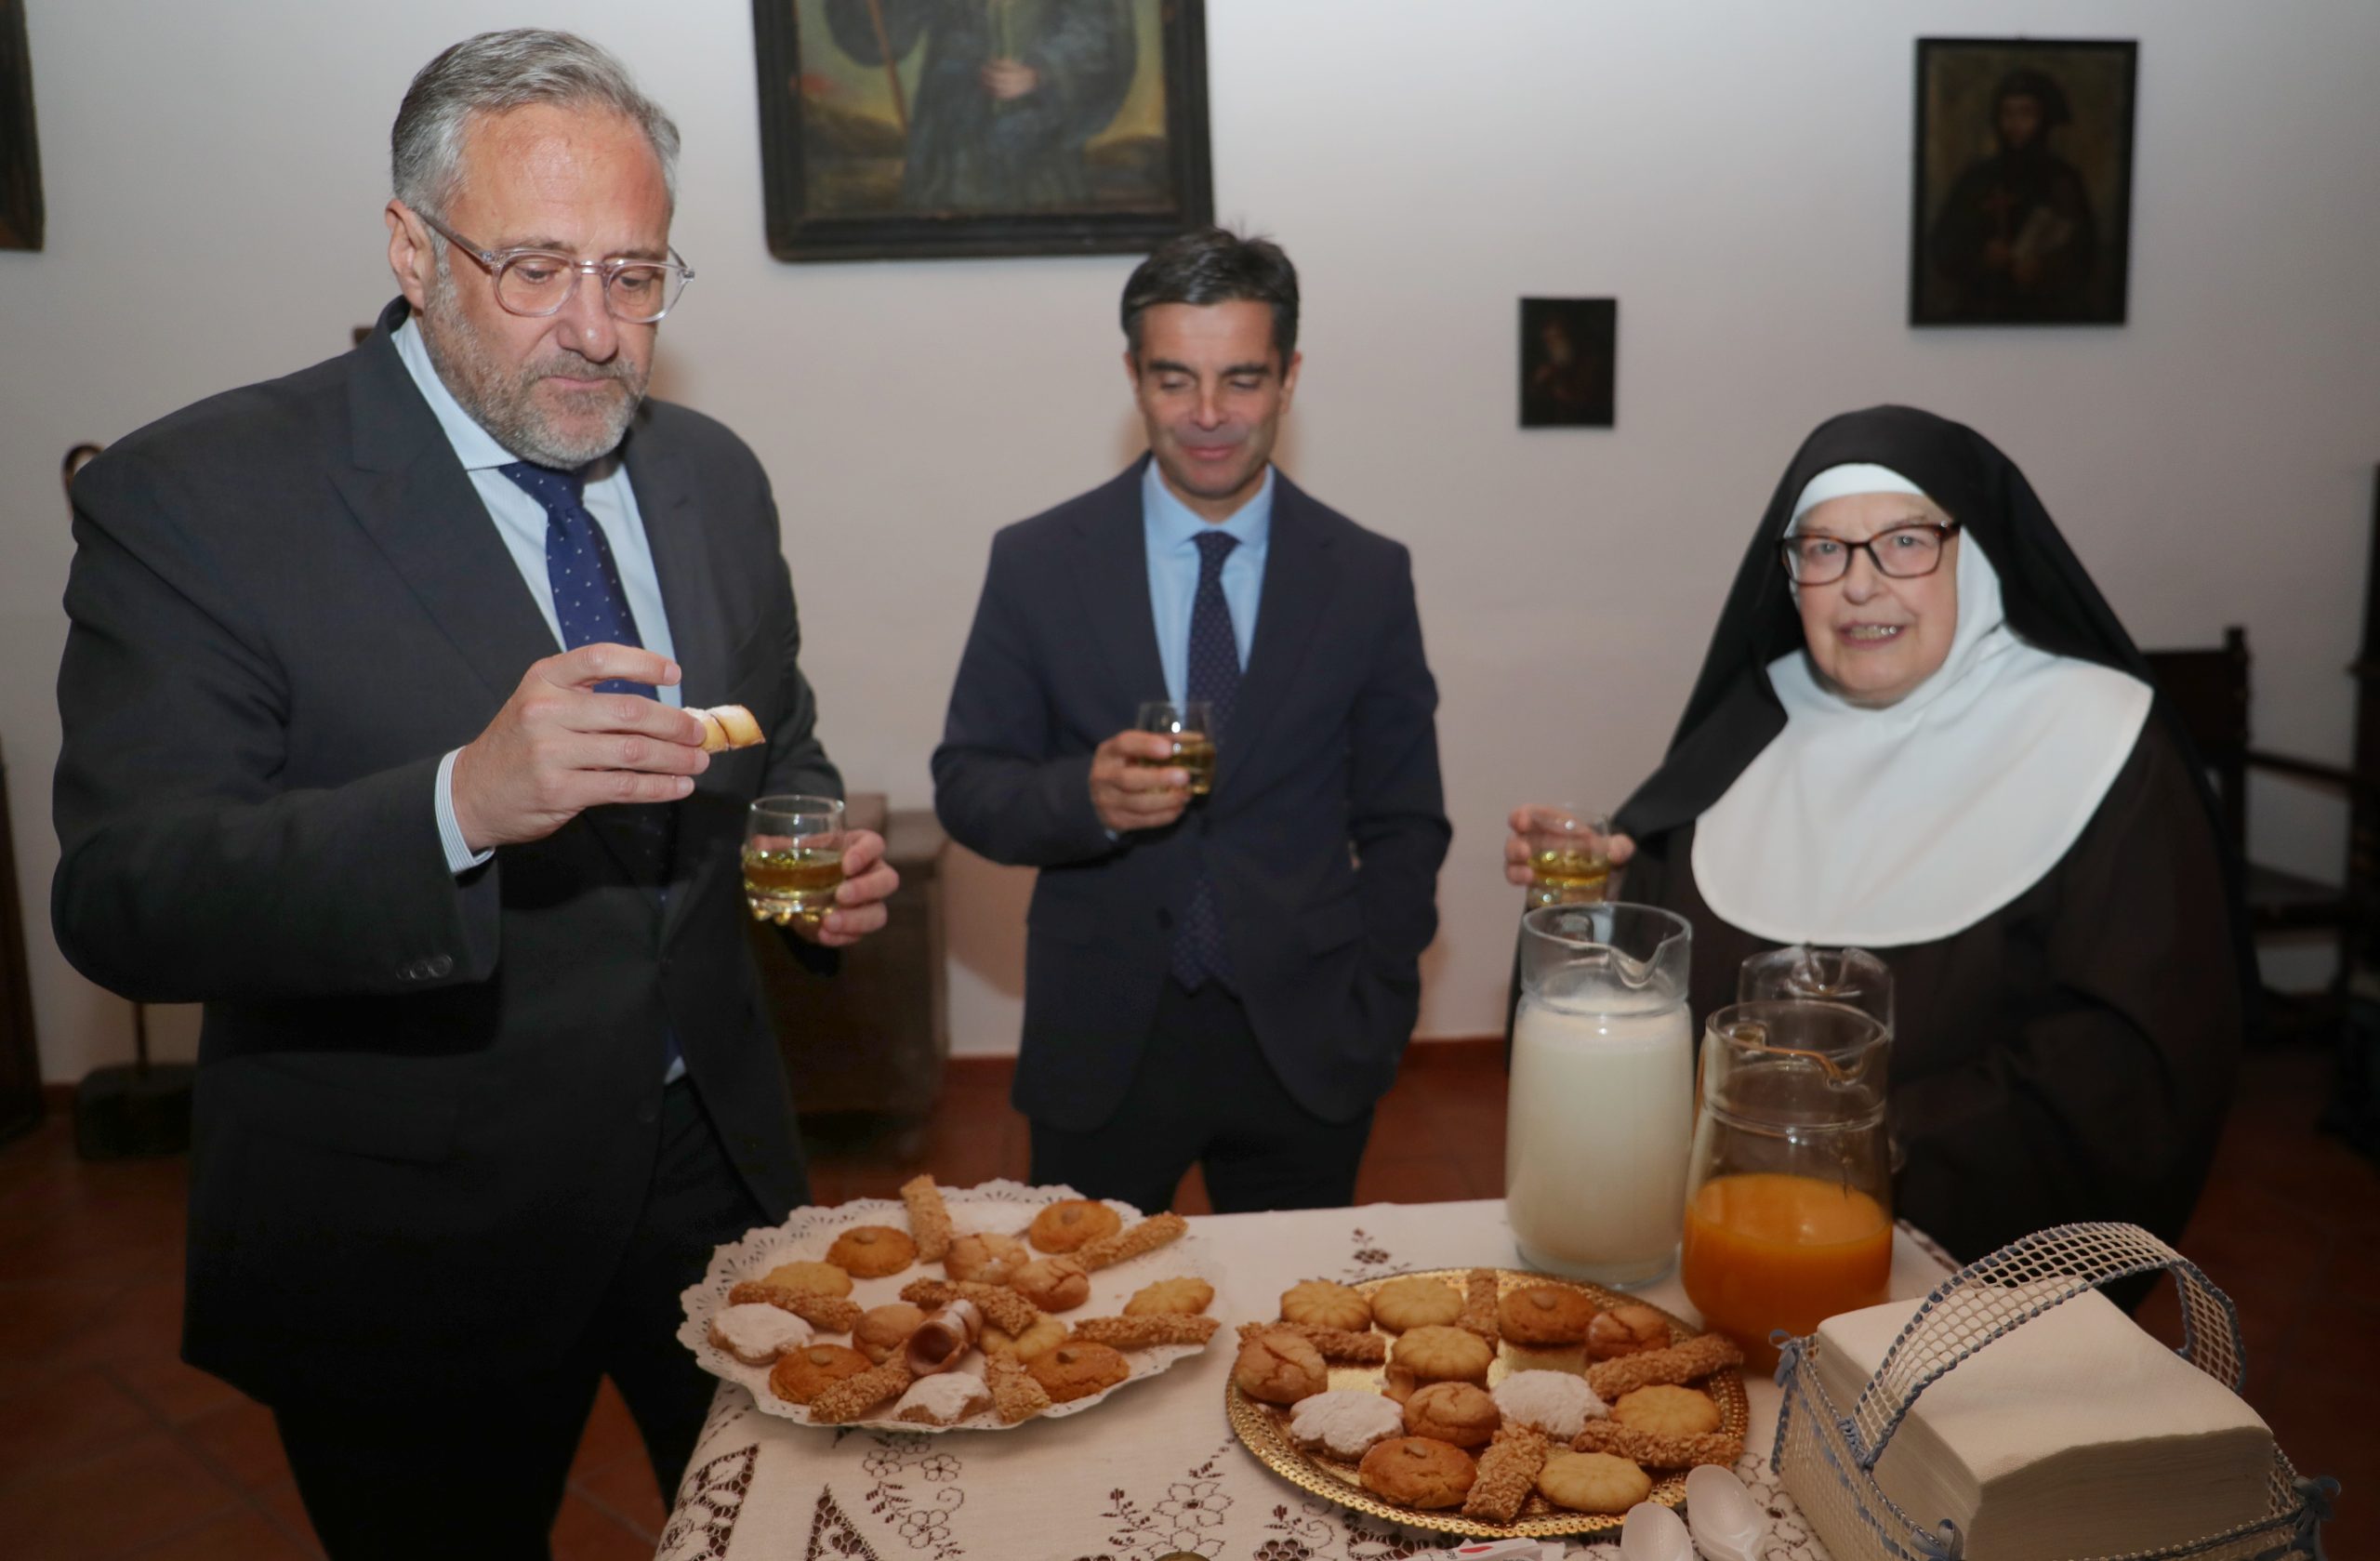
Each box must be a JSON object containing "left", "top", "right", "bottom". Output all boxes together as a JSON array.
[{"left": 1503, "top": 804, "right": 1635, "bottom": 885}]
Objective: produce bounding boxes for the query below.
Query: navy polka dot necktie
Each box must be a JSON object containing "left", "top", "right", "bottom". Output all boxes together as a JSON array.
[{"left": 1171, "top": 530, "right": 1240, "bottom": 990}]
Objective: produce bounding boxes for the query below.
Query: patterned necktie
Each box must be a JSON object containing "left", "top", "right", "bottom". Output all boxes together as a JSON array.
[
  {"left": 1171, "top": 531, "right": 1241, "bottom": 990},
  {"left": 496, "top": 461, "right": 676, "bottom": 887},
  {"left": 498, "top": 460, "right": 681, "bottom": 1073}
]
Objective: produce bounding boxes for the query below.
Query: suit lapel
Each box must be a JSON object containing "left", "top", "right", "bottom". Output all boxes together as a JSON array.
[
  {"left": 1070, "top": 459, "right": 1170, "bottom": 716},
  {"left": 1217, "top": 472, "right": 1336, "bottom": 805}
]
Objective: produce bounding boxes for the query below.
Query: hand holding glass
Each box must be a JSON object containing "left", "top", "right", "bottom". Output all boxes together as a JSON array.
[
  {"left": 1518, "top": 805, "right": 1613, "bottom": 906},
  {"left": 1135, "top": 701, "right": 1216, "bottom": 797},
  {"left": 744, "top": 795, "right": 845, "bottom": 929}
]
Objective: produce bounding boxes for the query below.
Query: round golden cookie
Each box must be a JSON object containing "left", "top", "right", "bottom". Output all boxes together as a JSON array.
[
  {"left": 1370, "top": 1276, "right": 1463, "bottom": 1333},
  {"left": 826, "top": 1224, "right": 917, "bottom": 1278},
  {"left": 1390, "top": 1324, "right": 1494, "bottom": 1387},
  {"left": 1613, "top": 1382, "right": 1724, "bottom": 1436},
  {"left": 945, "top": 1231, "right": 1030, "bottom": 1283},
  {"left": 1029, "top": 1199, "right": 1123, "bottom": 1253},
  {"left": 1586, "top": 1303, "right": 1672, "bottom": 1360},
  {"left": 1498, "top": 1283, "right": 1597, "bottom": 1345},
  {"left": 1233, "top": 1330, "right": 1329, "bottom": 1406},
  {"left": 1009, "top": 1256, "right": 1091, "bottom": 1313},
  {"left": 769, "top": 1343, "right": 871, "bottom": 1405},
  {"left": 983, "top": 1315, "right": 1067, "bottom": 1362},
  {"left": 1357, "top": 1436, "right": 1478, "bottom": 1511},
  {"left": 1027, "top": 1341, "right": 1130, "bottom": 1404},
  {"left": 760, "top": 1260, "right": 852, "bottom": 1298},
  {"left": 1123, "top": 1277, "right": 1215, "bottom": 1316},
  {"left": 1401, "top": 1380, "right": 1501, "bottom": 1449},
  {"left": 1536, "top": 1449, "right": 1652, "bottom": 1515},
  {"left": 853, "top": 1303, "right": 925, "bottom": 1365},
  {"left": 1280, "top": 1279, "right": 1371, "bottom": 1332}
]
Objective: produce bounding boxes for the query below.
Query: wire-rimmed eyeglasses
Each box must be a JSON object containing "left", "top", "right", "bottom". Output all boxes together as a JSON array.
[
  {"left": 1778, "top": 521, "right": 1962, "bottom": 585},
  {"left": 416, "top": 210, "right": 694, "bottom": 324}
]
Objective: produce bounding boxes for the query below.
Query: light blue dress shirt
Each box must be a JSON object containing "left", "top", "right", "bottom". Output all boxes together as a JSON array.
[
  {"left": 394, "top": 318, "right": 682, "bottom": 877},
  {"left": 1142, "top": 459, "right": 1272, "bottom": 705}
]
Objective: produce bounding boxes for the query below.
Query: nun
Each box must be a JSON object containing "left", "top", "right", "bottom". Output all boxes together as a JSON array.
[{"left": 1507, "top": 405, "right": 2245, "bottom": 1263}]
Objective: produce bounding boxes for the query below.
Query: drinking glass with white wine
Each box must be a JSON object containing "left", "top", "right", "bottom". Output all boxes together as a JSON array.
[
  {"left": 1516, "top": 805, "right": 1613, "bottom": 906},
  {"left": 1134, "top": 700, "right": 1216, "bottom": 797},
  {"left": 743, "top": 795, "right": 845, "bottom": 929}
]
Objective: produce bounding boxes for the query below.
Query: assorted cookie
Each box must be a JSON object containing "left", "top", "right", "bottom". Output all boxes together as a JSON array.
[
  {"left": 715, "top": 1182, "right": 1210, "bottom": 1431},
  {"left": 1236, "top": 1267, "right": 1739, "bottom": 1534}
]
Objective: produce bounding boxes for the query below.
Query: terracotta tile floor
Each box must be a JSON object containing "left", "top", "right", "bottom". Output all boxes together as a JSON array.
[{"left": 1, "top": 1040, "right": 2372, "bottom": 1557}]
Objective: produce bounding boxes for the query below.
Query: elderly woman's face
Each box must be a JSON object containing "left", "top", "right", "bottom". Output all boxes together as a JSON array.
[{"left": 1792, "top": 492, "right": 1960, "bottom": 707}]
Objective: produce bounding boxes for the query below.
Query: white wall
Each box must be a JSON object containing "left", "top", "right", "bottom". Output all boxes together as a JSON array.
[{"left": 5, "top": 0, "right": 2376, "bottom": 1078}]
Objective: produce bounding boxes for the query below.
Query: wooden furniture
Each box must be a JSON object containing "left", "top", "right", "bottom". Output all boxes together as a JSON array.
[
  {"left": 747, "top": 793, "right": 950, "bottom": 1121},
  {"left": 0, "top": 737, "right": 44, "bottom": 1145}
]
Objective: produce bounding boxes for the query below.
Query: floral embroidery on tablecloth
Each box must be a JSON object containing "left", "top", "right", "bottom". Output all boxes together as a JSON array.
[
  {"left": 1078, "top": 1442, "right": 1238, "bottom": 1560},
  {"left": 1253, "top": 1495, "right": 1443, "bottom": 1558},
  {"left": 657, "top": 1443, "right": 758, "bottom": 1561},
  {"left": 1342, "top": 1229, "right": 1396, "bottom": 1282},
  {"left": 807, "top": 1488, "right": 886, "bottom": 1560},
  {"left": 854, "top": 1430, "right": 967, "bottom": 1557}
]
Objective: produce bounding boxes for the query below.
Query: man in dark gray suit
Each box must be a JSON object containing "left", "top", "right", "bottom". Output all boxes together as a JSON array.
[
  {"left": 933, "top": 230, "right": 1450, "bottom": 1215},
  {"left": 51, "top": 31, "right": 893, "bottom": 1554}
]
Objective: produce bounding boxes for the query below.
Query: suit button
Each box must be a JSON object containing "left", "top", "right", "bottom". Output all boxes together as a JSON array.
[{"left": 425, "top": 954, "right": 454, "bottom": 978}]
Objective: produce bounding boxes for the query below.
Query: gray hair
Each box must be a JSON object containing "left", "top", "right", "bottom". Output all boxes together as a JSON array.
[{"left": 390, "top": 29, "right": 681, "bottom": 222}]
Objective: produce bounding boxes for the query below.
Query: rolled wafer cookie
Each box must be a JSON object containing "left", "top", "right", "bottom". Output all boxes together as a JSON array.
[
  {"left": 690, "top": 704, "right": 765, "bottom": 753},
  {"left": 1457, "top": 1267, "right": 1501, "bottom": 1343},
  {"left": 1069, "top": 1314, "right": 1220, "bottom": 1348},
  {"left": 1072, "top": 1212, "right": 1188, "bottom": 1272},
  {"left": 1235, "top": 1318, "right": 1390, "bottom": 1365},
  {"left": 985, "top": 1355, "right": 1051, "bottom": 1424},
  {"left": 1569, "top": 1419, "right": 1744, "bottom": 1469},
  {"left": 902, "top": 1277, "right": 1042, "bottom": 1337},
  {"left": 1584, "top": 1331, "right": 1744, "bottom": 1400},
  {"left": 729, "top": 1280, "right": 864, "bottom": 1333},
  {"left": 900, "top": 1174, "right": 954, "bottom": 1263},
  {"left": 1463, "top": 1425, "right": 1553, "bottom": 1524},
  {"left": 808, "top": 1358, "right": 915, "bottom": 1424}
]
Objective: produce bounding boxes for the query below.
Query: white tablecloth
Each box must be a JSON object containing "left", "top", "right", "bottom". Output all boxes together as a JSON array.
[{"left": 656, "top": 1198, "right": 1954, "bottom": 1561}]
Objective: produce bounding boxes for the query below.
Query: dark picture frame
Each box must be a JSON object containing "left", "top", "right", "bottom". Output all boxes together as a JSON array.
[
  {"left": 1519, "top": 298, "right": 1616, "bottom": 429},
  {"left": 752, "top": 0, "right": 1210, "bottom": 262},
  {"left": 0, "top": 0, "right": 44, "bottom": 252},
  {"left": 1911, "top": 37, "right": 2137, "bottom": 326}
]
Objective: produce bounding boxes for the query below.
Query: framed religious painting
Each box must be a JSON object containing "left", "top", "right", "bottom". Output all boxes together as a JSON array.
[
  {"left": 752, "top": 0, "right": 1211, "bottom": 261},
  {"left": 1910, "top": 37, "right": 2137, "bottom": 326},
  {"left": 0, "top": 0, "right": 43, "bottom": 251},
  {"left": 1519, "top": 298, "right": 1616, "bottom": 429}
]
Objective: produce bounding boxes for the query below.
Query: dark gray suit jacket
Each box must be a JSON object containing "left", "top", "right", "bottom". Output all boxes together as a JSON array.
[
  {"left": 51, "top": 299, "right": 835, "bottom": 1404},
  {"left": 932, "top": 459, "right": 1450, "bottom": 1130}
]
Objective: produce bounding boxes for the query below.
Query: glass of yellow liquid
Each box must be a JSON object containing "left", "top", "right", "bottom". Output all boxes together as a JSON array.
[
  {"left": 743, "top": 795, "right": 846, "bottom": 929},
  {"left": 1519, "top": 805, "right": 1612, "bottom": 906},
  {"left": 1136, "top": 700, "right": 1217, "bottom": 797}
]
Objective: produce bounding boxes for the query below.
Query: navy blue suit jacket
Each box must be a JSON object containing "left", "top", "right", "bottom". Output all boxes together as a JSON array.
[{"left": 932, "top": 459, "right": 1449, "bottom": 1128}]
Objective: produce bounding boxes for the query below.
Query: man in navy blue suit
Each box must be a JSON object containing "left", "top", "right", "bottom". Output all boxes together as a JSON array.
[{"left": 933, "top": 229, "right": 1449, "bottom": 1213}]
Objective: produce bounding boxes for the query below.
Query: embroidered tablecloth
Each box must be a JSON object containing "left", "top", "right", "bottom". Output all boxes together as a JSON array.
[{"left": 658, "top": 1198, "right": 1953, "bottom": 1561}]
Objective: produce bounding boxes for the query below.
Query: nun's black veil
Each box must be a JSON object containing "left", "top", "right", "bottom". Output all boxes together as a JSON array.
[{"left": 1610, "top": 404, "right": 2254, "bottom": 1026}]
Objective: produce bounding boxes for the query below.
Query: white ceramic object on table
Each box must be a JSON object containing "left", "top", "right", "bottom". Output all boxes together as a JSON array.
[
  {"left": 1684, "top": 1464, "right": 1767, "bottom": 1561},
  {"left": 1619, "top": 1501, "right": 1694, "bottom": 1561}
]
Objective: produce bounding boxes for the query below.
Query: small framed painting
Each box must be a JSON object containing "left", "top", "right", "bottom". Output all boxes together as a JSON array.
[
  {"left": 1519, "top": 298, "right": 1616, "bottom": 429},
  {"left": 1911, "top": 37, "right": 2138, "bottom": 325}
]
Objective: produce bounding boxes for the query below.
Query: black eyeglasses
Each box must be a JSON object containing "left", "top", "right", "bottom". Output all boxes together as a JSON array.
[
  {"left": 415, "top": 210, "right": 694, "bottom": 324},
  {"left": 1778, "top": 521, "right": 1962, "bottom": 585}
]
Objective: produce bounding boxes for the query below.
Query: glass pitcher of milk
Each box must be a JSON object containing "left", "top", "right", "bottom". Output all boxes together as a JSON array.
[{"left": 1506, "top": 902, "right": 1694, "bottom": 1286}]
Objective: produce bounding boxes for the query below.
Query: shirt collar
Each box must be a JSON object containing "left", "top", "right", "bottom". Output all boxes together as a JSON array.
[
  {"left": 1141, "top": 459, "right": 1276, "bottom": 556},
  {"left": 391, "top": 312, "right": 622, "bottom": 479}
]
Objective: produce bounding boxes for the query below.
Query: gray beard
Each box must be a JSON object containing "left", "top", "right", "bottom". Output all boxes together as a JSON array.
[{"left": 417, "top": 254, "right": 646, "bottom": 468}]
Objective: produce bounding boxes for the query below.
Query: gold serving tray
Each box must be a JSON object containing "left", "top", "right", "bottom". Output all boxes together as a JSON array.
[{"left": 1225, "top": 1265, "right": 1751, "bottom": 1541}]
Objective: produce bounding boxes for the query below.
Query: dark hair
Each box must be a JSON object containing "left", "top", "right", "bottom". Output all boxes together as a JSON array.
[
  {"left": 1991, "top": 68, "right": 2072, "bottom": 132},
  {"left": 1120, "top": 226, "right": 1300, "bottom": 364}
]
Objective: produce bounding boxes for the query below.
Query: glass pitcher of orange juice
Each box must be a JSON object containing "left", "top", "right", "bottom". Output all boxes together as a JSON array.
[{"left": 1680, "top": 999, "right": 1893, "bottom": 1371}]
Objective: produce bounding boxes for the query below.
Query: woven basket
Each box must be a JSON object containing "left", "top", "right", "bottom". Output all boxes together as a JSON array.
[{"left": 1772, "top": 1222, "right": 2338, "bottom": 1560}]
